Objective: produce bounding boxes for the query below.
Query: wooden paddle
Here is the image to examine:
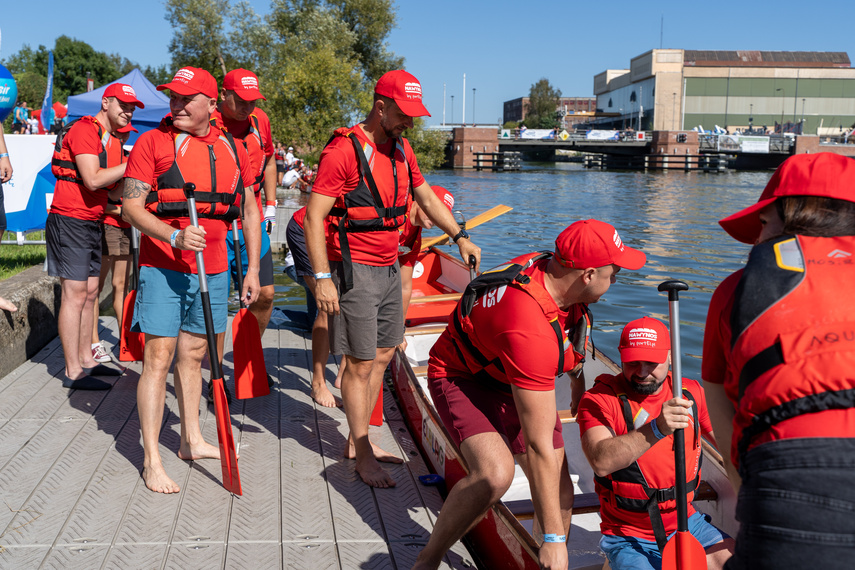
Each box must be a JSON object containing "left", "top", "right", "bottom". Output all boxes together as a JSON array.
[
  {"left": 659, "top": 280, "right": 706, "bottom": 570},
  {"left": 185, "top": 183, "right": 242, "bottom": 495},
  {"left": 231, "top": 220, "right": 269, "bottom": 399},
  {"left": 119, "top": 227, "right": 144, "bottom": 362},
  {"left": 420, "top": 204, "right": 513, "bottom": 249}
]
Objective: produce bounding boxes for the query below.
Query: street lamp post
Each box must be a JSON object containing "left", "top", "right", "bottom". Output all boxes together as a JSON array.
[
  {"left": 749, "top": 103, "right": 753, "bottom": 131},
  {"left": 450, "top": 95, "right": 454, "bottom": 125},
  {"left": 800, "top": 98, "right": 806, "bottom": 133},
  {"left": 672, "top": 93, "right": 677, "bottom": 130},
  {"left": 472, "top": 88, "right": 476, "bottom": 126},
  {"left": 776, "top": 88, "right": 785, "bottom": 134}
]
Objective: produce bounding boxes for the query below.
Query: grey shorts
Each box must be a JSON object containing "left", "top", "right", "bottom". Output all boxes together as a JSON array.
[{"left": 329, "top": 260, "right": 404, "bottom": 360}]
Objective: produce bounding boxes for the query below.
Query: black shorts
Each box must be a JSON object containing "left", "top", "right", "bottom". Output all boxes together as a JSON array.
[
  {"left": 285, "top": 216, "right": 312, "bottom": 276},
  {"left": 46, "top": 212, "right": 102, "bottom": 281},
  {"left": 276, "top": 162, "right": 285, "bottom": 174}
]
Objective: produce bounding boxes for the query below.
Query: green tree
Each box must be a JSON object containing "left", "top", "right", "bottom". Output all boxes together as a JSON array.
[
  {"left": 525, "top": 78, "right": 561, "bottom": 129},
  {"left": 165, "top": 0, "right": 232, "bottom": 78},
  {"left": 405, "top": 119, "right": 448, "bottom": 173}
]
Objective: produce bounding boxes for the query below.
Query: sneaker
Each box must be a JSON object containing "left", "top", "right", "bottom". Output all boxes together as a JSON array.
[{"left": 92, "top": 343, "right": 111, "bottom": 363}]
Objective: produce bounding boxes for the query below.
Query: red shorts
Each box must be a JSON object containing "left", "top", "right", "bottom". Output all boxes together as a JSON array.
[{"left": 428, "top": 374, "right": 563, "bottom": 455}]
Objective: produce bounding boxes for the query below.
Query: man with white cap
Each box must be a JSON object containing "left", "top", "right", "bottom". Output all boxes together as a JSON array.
[
  {"left": 122, "top": 67, "right": 261, "bottom": 494},
  {"left": 47, "top": 82, "right": 144, "bottom": 390},
  {"left": 577, "top": 317, "right": 733, "bottom": 570},
  {"left": 416, "top": 219, "right": 644, "bottom": 570},
  {"left": 305, "top": 69, "right": 481, "bottom": 488}
]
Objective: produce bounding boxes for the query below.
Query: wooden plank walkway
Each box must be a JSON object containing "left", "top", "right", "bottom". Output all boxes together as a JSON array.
[{"left": 0, "top": 317, "right": 474, "bottom": 569}]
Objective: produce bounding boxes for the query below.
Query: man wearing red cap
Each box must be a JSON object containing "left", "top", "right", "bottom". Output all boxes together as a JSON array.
[
  {"left": 703, "top": 152, "right": 855, "bottom": 568},
  {"left": 212, "top": 69, "right": 277, "bottom": 354},
  {"left": 305, "top": 69, "right": 481, "bottom": 489},
  {"left": 577, "top": 317, "right": 733, "bottom": 570},
  {"left": 47, "top": 83, "right": 144, "bottom": 390},
  {"left": 416, "top": 219, "right": 644, "bottom": 570},
  {"left": 122, "top": 67, "right": 261, "bottom": 494}
]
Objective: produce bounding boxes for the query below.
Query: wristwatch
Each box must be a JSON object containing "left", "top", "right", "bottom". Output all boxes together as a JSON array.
[{"left": 452, "top": 229, "right": 470, "bottom": 243}]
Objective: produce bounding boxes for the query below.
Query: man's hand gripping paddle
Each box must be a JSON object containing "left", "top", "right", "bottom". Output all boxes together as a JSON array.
[
  {"left": 658, "top": 280, "right": 705, "bottom": 569},
  {"left": 185, "top": 183, "right": 242, "bottom": 495},
  {"left": 231, "top": 220, "right": 269, "bottom": 399}
]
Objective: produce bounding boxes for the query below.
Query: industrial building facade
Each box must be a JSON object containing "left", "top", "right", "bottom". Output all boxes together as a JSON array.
[{"left": 593, "top": 50, "right": 855, "bottom": 136}]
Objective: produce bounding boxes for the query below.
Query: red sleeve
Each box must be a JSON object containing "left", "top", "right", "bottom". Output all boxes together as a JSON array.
[
  {"left": 577, "top": 377, "right": 623, "bottom": 436},
  {"left": 701, "top": 271, "right": 742, "bottom": 386},
  {"left": 257, "top": 109, "right": 275, "bottom": 157},
  {"left": 312, "top": 137, "right": 358, "bottom": 199},
  {"left": 125, "top": 129, "right": 174, "bottom": 185},
  {"left": 403, "top": 137, "right": 426, "bottom": 188},
  {"left": 67, "top": 120, "right": 103, "bottom": 158}
]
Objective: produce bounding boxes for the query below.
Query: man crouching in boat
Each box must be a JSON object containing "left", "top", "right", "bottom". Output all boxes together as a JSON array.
[
  {"left": 577, "top": 317, "right": 734, "bottom": 569},
  {"left": 414, "top": 219, "right": 645, "bottom": 570}
]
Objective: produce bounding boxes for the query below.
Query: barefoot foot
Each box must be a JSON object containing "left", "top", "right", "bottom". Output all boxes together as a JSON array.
[
  {"left": 178, "top": 440, "right": 222, "bottom": 461},
  {"left": 0, "top": 297, "right": 17, "bottom": 312},
  {"left": 142, "top": 465, "right": 180, "bottom": 494},
  {"left": 344, "top": 438, "right": 403, "bottom": 464},
  {"left": 355, "top": 457, "right": 396, "bottom": 488},
  {"left": 312, "top": 383, "right": 342, "bottom": 408}
]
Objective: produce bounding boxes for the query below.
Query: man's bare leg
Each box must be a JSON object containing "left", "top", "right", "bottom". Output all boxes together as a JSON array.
[
  {"left": 174, "top": 330, "right": 220, "bottom": 461},
  {"left": 110, "top": 256, "right": 130, "bottom": 325},
  {"left": 310, "top": 311, "right": 340, "bottom": 407},
  {"left": 249, "top": 283, "right": 274, "bottom": 334},
  {"left": 59, "top": 276, "right": 101, "bottom": 378},
  {"left": 139, "top": 334, "right": 180, "bottom": 493},
  {"left": 340, "top": 347, "right": 399, "bottom": 487},
  {"left": 413, "top": 432, "right": 516, "bottom": 569}
]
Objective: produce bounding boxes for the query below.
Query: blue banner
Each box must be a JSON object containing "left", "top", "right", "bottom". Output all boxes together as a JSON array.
[{"left": 40, "top": 51, "right": 54, "bottom": 132}]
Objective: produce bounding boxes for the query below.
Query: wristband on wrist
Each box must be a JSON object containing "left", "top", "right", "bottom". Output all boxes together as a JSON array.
[
  {"left": 650, "top": 418, "right": 666, "bottom": 440},
  {"left": 0, "top": 153, "right": 9, "bottom": 158},
  {"left": 265, "top": 200, "right": 276, "bottom": 207},
  {"left": 170, "top": 229, "right": 180, "bottom": 248},
  {"left": 542, "top": 534, "right": 566, "bottom": 543},
  {"left": 314, "top": 272, "right": 332, "bottom": 280}
]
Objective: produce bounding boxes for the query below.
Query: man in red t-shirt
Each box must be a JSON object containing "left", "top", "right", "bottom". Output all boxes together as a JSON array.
[
  {"left": 416, "top": 220, "right": 644, "bottom": 570},
  {"left": 213, "top": 69, "right": 277, "bottom": 352},
  {"left": 577, "top": 317, "right": 733, "bottom": 570},
  {"left": 46, "top": 83, "right": 144, "bottom": 390},
  {"left": 122, "top": 67, "right": 260, "bottom": 494},
  {"left": 305, "top": 70, "right": 481, "bottom": 488}
]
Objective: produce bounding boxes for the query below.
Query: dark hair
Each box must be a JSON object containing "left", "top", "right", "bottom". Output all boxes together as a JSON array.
[{"left": 776, "top": 196, "right": 855, "bottom": 237}]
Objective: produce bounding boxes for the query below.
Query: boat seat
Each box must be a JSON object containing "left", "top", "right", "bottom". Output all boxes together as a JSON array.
[
  {"left": 558, "top": 409, "right": 577, "bottom": 423},
  {"left": 405, "top": 325, "right": 448, "bottom": 336},
  {"left": 408, "top": 292, "right": 462, "bottom": 304},
  {"left": 504, "top": 481, "right": 718, "bottom": 520}
]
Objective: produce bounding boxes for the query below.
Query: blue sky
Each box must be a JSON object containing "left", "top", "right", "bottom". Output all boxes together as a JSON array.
[{"left": 1, "top": 1, "right": 851, "bottom": 126}]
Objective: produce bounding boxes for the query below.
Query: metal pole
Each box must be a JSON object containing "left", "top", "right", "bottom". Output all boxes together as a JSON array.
[
  {"left": 442, "top": 83, "right": 446, "bottom": 126},
  {"left": 462, "top": 74, "right": 466, "bottom": 126},
  {"left": 451, "top": 95, "right": 454, "bottom": 125},
  {"left": 801, "top": 98, "right": 806, "bottom": 133},
  {"left": 472, "top": 88, "right": 476, "bottom": 126}
]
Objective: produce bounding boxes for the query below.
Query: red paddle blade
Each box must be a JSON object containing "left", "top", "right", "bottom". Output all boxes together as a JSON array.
[
  {"left": 369, "top": 389, "right": 383, "bottom": 426},
  {"left": 119, "top": 291, "right": 145, "bottom": 362},
  {"left": 212, "top": 377, "right": 242, "bottom": 495},
  {"left": 662, "top": 530, "right": 707, "bottom": 570},
  {"left": 232, "top": 309, "right": 269, "bottom": 399}
]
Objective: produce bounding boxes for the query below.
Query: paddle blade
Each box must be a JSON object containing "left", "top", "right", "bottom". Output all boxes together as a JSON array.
[
  {"left": 662, "top": 530, "right": 706, "bottom": 570},
  {"left": 212, "top": 377, "right": 242, "bottom": 495},
  {"left": 119, "top": 291, "right": 145, "bottom": 362},
  {"left": 420, "top": 204, "right": 513, "bottom": 249},
  {"left": 369, "top": 390, "right": 383, "bottom": 426},
  {"left": 232, "top": 309, "right": 269, "bottom": 399}
]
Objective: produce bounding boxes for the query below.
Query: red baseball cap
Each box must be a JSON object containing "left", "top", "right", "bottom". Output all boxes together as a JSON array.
[
  {"left": 116, "top": 123, "right": 138, "bottom": 133},
  {"left": 157, "top": 67, "right": 218, "bottom": 99},
  {"left": 103, "top": 83, "right": 145, "bottom": 109},
  {"left": 554, "top": 219, "right": 646, "bottom": 270},
  {"left": 432, "top": 186, "right": 455, "bottom": 211},
  {"left": 375, "top": 70, "right": 430, "bottom": 118},
  {"left": 223, "top": 68, "right": 266, "bottom": 101},
  {"left": 719, "top": 153, "right": 855, "bottom": 244},
  {"left": 619, "top": 317, "right": 670, "bottom": 363}
]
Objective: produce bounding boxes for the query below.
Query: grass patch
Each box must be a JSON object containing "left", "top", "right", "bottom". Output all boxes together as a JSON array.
[{"left": 0, "top": 234, "right": 47, "bottom": 280}]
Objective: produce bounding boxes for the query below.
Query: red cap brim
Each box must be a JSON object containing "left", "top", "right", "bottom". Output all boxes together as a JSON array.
[
  {"left": 234, "top": 88, "right": 266, "bottom": 102},
  {"left": 620, "top": 346, "right": 670, "bottom": 364},
  {"left": 157, "top": 82, "right": 216, "bottom": 99},
  {"left": 396, "top": 98, "right": 431, "bottom": 118},
  {"left": 614, "top": 245, "right": 647, "bottom": 270},
  {"left": 718, "top": 196, "right": 777, "bottom": 244}
]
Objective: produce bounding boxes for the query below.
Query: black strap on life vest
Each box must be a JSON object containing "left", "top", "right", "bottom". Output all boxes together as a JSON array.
[
  {"left": 594, "top": 389, "right": 700, "bottom": 552},
  {"left": 51, "top": 118, "right": 107, "bottom": 184},
  {"left": 329, "top": 133, "right": 411, "bottom": 292}
]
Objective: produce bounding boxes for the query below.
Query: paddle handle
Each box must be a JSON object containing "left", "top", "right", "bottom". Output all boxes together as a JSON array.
[
  {"left": 468, "top": 255, "right": 477, "bottom": 282},
  {"left": 130, "top": 226, "right": 141, "bottom": 290},
  {"left": 184, "top": 183, "right": 223, "bottom": 382},
  {"left": 231, "top": 220, "right": 246, "bottom": 309}
]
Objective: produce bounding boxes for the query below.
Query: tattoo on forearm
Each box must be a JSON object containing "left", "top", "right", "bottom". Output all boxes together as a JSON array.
[{"left": 123, "top": 178, "right": 151, "bottom": 200}]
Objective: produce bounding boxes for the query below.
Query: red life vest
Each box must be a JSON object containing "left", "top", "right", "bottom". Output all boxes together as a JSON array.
[
  {"left": 51, "top": 116, "right": 114, "bottom": 185},
  {"left": 592, "top": 374, "right": 702, "bottom": 551},
  {"left": 449, "top": 252, "right": 591, "bottom": 391},
  {"left": 730, "top": 234, "right": 855, "bottom": 468},
  {"left": 144, "top": 118, "right": 244, "bottom": 223},
  {"left": 325, "top": 127, "right": 413, "bottom": 290}
]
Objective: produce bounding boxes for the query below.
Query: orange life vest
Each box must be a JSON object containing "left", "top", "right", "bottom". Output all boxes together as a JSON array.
[
  {"left": 144, "top": 118, "right": 245, "bottom": 223},
  {"left": 449, "top": 252, "right": 591, "bottom": 390},
  {"left": 592, "top": 375, "right": 701, "bottom": 551},
  {"left": 211, "top": 112, "right": 266, "bottom": 190},
  {"left": 51, "top": 116, "right": 114, "bottom": 184},
  {"left": 730, "top": 234, "right": 855, "bottom": 468}
]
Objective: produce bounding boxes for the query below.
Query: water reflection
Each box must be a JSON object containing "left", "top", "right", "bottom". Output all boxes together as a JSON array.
[{"left": 271, "top": 163, "right": 768, "bottom": 382}]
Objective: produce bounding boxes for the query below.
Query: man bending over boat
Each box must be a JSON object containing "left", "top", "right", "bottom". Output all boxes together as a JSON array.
[
  {"left": 577, "top": 317, "right": 734, "bottom": 569},
  {"left": 414, "top": 220, "right": 644, "bottom": 570},
  {"left": 305, "top": 70, "right": 481, "bottom": 488}
]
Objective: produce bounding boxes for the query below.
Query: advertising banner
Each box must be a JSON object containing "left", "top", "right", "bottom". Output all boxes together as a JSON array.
[
  {"left": 2, "top": 135, "right": 57, "bottom": 233},
  {"left": 717, "top": 135, "right": 770, "bottom": 154},
  {"left": 586, "top": 130, "right": 620, "bottom": 141}
]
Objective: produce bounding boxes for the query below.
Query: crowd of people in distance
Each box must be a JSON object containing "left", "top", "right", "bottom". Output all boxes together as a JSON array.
[{"left": 274, "top": 141, "right": 315, "bottom": 192}]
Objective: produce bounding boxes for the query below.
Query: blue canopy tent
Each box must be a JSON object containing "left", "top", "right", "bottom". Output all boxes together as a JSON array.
[{"left": 66, "top": 68, "right": 170, "bottom": 144}]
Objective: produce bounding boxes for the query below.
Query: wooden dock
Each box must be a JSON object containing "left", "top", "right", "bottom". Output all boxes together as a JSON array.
[{"left": 0, "top": 317, "right": 474, "bottom": 569}]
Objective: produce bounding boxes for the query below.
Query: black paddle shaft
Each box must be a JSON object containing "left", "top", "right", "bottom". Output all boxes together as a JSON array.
[
  {"left": 657, "top": 280, "right": 690, "bottom": 534},
  {"left": 231, "top": 220, "right": 247, "bottom": 309},
  {"left": 130, "top": 226, "right": 141, "bottom": 291},
  {"left": 184, "top": 183, "right": 224, "bottom": 382}
]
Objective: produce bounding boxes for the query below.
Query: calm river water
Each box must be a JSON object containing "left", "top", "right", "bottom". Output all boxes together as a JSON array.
[{"left": 271, "top": 163, "right": 772, "bottom": 382}]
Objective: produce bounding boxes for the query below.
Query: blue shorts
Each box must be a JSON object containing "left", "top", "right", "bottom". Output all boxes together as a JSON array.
[
  {"left": 599, "top": 512, "right": 729, "bottom": 570},
  {"left": 227, "top": 221, "right": 273, "bottom": 287},
  {"left": 132, "top": 266, "right": 229, "bottom": 336}
]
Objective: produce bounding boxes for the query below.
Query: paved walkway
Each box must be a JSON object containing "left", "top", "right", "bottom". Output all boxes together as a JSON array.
[{"left": 0, "top": 318, "right": 473, "bottom": 569}]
